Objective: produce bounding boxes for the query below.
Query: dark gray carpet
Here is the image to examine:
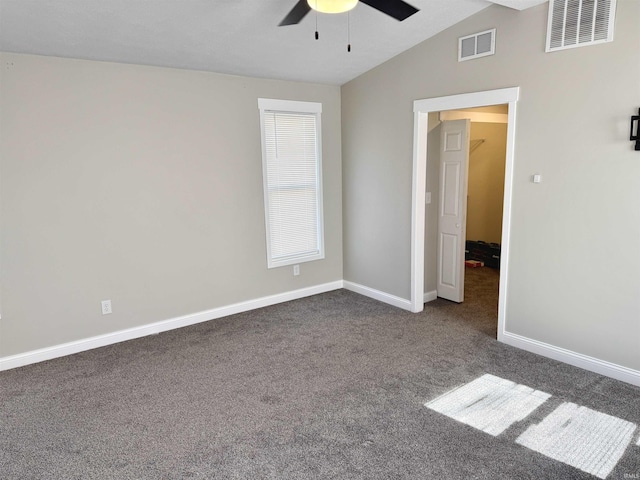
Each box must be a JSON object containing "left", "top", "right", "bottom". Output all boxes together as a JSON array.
[{"left": 1, "top": 268, "right": 639, "bottom": 479}]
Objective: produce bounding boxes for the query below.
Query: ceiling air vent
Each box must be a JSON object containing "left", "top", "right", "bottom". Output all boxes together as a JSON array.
[
  {"left": 546, "top": 0, "right": 617, "bottom": 52},
  {"left": 458, "top": 29, "right": 496, "bottom": 62}
]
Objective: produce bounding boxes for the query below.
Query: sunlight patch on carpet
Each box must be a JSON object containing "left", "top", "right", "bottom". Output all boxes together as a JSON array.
[
  {"left": 516, "top": 402, "right": 637, "bottom": 479},
  {"left": 424, "top": 374, "right": 551, "bottom": 436}
]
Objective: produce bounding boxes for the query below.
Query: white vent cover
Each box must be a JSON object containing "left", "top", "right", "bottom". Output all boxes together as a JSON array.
[
  {"left": 458, "top": 29, "right": 496, "bottom": 62},
  {"left": 546, "top": 0, "right": 616, "bottom": 52}
]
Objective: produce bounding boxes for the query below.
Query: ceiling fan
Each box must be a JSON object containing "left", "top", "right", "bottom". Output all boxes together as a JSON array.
[{"left": 279, "top": 0, "right": 419, "bottom": 26}]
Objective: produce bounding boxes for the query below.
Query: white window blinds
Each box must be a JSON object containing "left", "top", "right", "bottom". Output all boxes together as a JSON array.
[{"left": 258, "top": 99, "right": 324, "bottom": 268}]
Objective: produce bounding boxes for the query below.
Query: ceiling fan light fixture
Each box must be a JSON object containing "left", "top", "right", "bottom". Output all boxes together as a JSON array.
[{"left": 307, "top": 0, "right": 358, "bottom": 14}]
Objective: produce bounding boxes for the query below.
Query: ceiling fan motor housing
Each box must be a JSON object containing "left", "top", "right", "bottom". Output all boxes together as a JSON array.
[{"left": 307, "top": 0, "right": 358, "bottom": 14}]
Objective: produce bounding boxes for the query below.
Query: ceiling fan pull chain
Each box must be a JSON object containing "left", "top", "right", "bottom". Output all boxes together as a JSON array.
[
  {"left": 315, "top": 1, "right": 319, "bottom": 39},
  {"left": 347, "top": 11, "right": 351, "bottom": 52}
]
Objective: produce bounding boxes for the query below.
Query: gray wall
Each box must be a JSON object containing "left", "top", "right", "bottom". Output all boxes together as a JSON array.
[
  {"left": 0, "top": 54, "right": 343, "bottom": 357},
  {"left": 467, "top": 122, "right": 507, "bottom": 245},
  {"left": 424, "top": 123, "right": 441, "bottom": 295},
  {"left": 342, "top": 1, "right": 640, "bottom": 370}
]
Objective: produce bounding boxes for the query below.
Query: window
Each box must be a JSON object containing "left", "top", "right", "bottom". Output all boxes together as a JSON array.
[{"left": 258, "top": 98, "right": 324, "bottom": 268}]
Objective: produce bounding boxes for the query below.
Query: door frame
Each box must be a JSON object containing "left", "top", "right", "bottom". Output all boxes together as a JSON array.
[{"left": 410, "top": 87, "right": 519, "bottom": 342}]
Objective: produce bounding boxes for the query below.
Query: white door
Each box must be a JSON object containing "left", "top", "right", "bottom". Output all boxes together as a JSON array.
[{"left": 437, "top": 119, "right": 470, "bottom": 303}]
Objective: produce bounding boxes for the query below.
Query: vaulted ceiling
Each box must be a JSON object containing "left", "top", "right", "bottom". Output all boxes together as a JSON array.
[{"left": 0, "top": 0, "right": 547, "bottom": 85}]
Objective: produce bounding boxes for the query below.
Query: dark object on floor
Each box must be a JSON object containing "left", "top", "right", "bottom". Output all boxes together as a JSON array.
[
  {"left": 466, "top": 240, "right": 501, "bottom": 268},
  {"left": 465, "top": 259, "right": 484, "bottom": 268}
]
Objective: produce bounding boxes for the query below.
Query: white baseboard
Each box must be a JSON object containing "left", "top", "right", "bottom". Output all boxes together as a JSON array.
[
  {"left": 343, "top": 281, "right": 412, "bottom": 311},
  {"left": 3, "top": 281, "right": 638, "bottom": 390},
  {"left": 424, "top": 291, "right": 437, "bottom": 303},
  {"left": 500, "top": 331, "right": 640, "bottom": 387},
  {"left": 0, "top": 280, "right": 344, "bottom": 372}
]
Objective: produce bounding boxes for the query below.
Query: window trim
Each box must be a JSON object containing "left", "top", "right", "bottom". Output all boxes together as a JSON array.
[{"left": 258, "top": 98, "right": 325, "bottom": 269}]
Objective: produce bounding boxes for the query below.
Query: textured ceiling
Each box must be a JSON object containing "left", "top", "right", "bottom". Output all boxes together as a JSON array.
[{"left": 0, "top": 0, "right": 547, "bottom": 85}]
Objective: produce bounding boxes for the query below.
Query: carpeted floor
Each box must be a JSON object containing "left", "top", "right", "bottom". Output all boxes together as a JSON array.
[{"left": 1, "top": 267, "right": 638, "bottom": 479}]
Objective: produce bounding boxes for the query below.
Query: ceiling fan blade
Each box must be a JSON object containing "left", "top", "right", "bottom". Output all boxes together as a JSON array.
[
  {"left": 360, "top": 0, "right": 419, "bottom": 21},
  {"left": 279, "top": 0, "right": 312, "bottom": 26}
]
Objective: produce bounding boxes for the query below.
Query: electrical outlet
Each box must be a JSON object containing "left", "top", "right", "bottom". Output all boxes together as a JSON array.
[
  {"left": 101, "top": 300, "right": 112, "bottom": 315},
  {"left": 293, "top": 264, "right": 300, "bottom": 276}
]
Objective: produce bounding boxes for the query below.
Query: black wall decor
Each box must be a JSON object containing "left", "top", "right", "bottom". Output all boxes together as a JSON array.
[{"left": 631, "top": 108, "right": 640, "bottom": 151}]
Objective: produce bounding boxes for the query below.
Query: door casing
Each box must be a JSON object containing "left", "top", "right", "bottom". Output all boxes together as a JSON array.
[{"left": 411, "top": 87, "right": 519, "bottom": 342}]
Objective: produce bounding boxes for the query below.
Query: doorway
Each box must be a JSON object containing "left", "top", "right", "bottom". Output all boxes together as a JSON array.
[
  {"left": 410, "top": 87, "right": 519, "bottom": 342},
  {"left": 434, "top": 105, "right": 508, "bottom": 307}
]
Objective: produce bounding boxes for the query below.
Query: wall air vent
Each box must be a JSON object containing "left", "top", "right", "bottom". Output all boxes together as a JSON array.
[
  {"left": 458, "top": 29, "right": 496, "bottom": 62},
  {"left": 546, "top": 0, "right": 617, "bottom": 52}
]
